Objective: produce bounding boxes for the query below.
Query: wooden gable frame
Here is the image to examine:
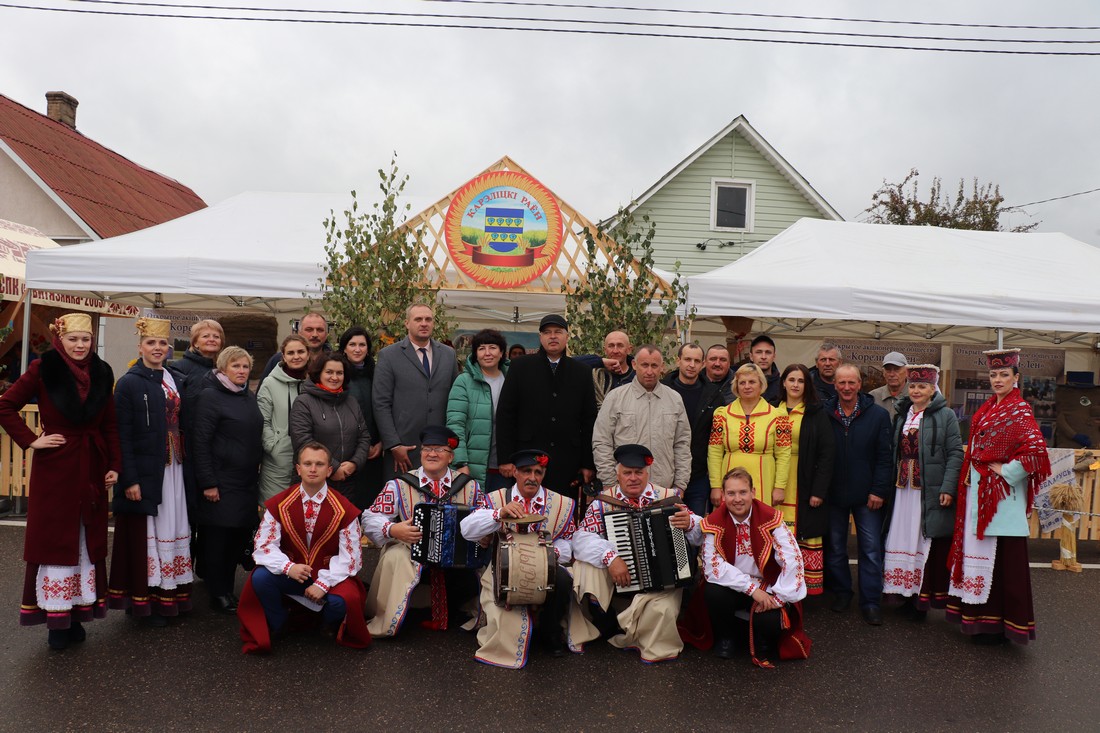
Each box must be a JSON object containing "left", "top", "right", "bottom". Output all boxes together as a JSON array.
[{"left": 399, "top": 156, "right": 674, "bottom": 303}]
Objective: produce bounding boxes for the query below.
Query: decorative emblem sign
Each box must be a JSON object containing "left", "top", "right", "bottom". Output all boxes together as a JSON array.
[{"left": 444, "top": 171, "right": 564, "bottom": 288}]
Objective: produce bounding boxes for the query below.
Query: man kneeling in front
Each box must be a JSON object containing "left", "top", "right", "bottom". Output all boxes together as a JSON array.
[
  {"left": 238, "top": 441, "right": 370, "bottom": 653},
  {"left": 701, "top": 467, "right": 808, "bottom": 668}
]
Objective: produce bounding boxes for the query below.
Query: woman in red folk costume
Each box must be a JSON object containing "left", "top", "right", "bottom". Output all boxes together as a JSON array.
[
  {"left": 946, "top": 348, "right": 1050, "bottom": 645},
  {"left": 0, "top": 313, "right": 120, "bottom": 650}
]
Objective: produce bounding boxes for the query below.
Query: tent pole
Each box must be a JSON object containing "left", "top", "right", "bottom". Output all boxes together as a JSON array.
[
  {"left": 996, "top": 327, "right": 1003, "bottom": 349},
  {"left": 19, "top": 288, "right": 31, "bottom": 372}
]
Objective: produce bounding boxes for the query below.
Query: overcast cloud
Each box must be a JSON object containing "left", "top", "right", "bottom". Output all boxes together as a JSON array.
[{"left": 2, "top": 0, "right": 1097, "bottom": 246}]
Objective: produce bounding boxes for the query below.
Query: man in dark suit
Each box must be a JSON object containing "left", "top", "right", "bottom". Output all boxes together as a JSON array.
[
  {"left": 373, "top": 303, "right": 458, "bottom": 479},
  {"left": 496, "top": 314, "right": 597, "bottom": 511}
]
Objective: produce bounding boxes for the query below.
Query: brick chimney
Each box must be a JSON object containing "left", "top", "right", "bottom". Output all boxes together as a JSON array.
[{"left": 45, "top": 91, "right": 79, "bottom": 129}]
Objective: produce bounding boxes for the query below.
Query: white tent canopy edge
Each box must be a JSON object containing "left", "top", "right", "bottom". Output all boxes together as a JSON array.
[
  {"left": 686, "top": 219, "right": 1100, "bottom": 341},
  {"left": 23, "top": 190, "right": 579, "bottom": 320}
]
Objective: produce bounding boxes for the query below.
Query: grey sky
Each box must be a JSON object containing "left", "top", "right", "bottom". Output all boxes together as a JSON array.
[{"left": 2, "top": 0, "right": 1097, "bottom": 247}]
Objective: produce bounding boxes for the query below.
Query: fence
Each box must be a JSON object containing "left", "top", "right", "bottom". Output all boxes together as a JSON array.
[
  {"left": 1030, "top": 451, "right": 1100, "bottom": 541},
  {"left": 1, "top": 406, "right": 39, "bottom": 510}
]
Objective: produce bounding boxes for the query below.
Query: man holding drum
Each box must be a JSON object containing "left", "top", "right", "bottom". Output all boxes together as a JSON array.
[
  {"left": 461, "top": 449, "right": 577, "bottom": 667},
  {"left": 571, "top": 444, "right": 703, "bottom": 663},
  {"left": 362, "top": 425, "right": 485, "bottom": 637}
]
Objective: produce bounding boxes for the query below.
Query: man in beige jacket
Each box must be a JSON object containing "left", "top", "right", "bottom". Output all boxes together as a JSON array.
[{"left": 592, "top": 344, "right": 691, "bottom": 493}]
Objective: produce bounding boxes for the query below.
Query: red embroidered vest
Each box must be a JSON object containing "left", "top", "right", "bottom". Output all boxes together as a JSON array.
[
  {"left": 700, "top": 498, "right": 785, "bottom": 588},
  {"left": 265, "top": 486, "right": 361, "bottom": 581}
]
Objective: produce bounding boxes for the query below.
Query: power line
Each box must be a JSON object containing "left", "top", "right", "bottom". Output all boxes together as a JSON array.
[
  {"left": 420, "top": 0, "right": 1100, "bottom": 31},
  {"left": 1010, "top": 187, "right": 1100, "bottom": 208},
  {"left": 50, "top": 0, "right": 1100, "bottom": 44},
  {"left": 5, "top": 1, "right": 1100, "bottom": 55}
]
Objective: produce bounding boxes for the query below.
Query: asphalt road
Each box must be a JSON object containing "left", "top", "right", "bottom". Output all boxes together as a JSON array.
[{"left": 0, "top": 524, "right": 1096, "bottom": 733}]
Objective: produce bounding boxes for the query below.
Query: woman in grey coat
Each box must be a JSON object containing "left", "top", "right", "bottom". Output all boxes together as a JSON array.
[
  {"left": 288, "top": 353, "right": 372, "bottom": 498},
  {"left": 882, "top": 364, "right": 964, "bottom": 619},
  {"left": 257, "top": 335, "right": 309, "bottom": 502}
]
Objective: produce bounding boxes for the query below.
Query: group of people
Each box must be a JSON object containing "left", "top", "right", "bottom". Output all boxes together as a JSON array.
[{"left": 0, "top": 306, "right": 1050, "bottom": 666}]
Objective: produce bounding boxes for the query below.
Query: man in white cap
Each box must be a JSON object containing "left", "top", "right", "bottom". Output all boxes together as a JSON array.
[{"left": 870, "top": 352, "right": 908, "bottom": 415}]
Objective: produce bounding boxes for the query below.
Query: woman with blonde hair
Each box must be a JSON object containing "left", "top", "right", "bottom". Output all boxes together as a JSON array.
[
  {"left": 108, "top": 317, "right": 193, "bottom": 626},
  {"left": 170, "top": 318, "right": 224, "bottom": 510},
  {"left": 708, "top": 362, "right": 791, "bottom": 511},
  {"left": 191, "top": 346, "right": 263, "bottom": 614},
  {"left": 882, "top": 364, "right": 963, "bottom": 619},
  {"left": 0, "top": 313, "right": 120, "bottom": 649}
]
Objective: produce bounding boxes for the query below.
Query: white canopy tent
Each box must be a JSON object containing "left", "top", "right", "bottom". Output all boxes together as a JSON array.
[
  {"left": 23, "top": 190, "right": 577, "bottom": 319},
  {"left": 686, "top": 218, "right": 1100, "bottom": 346},
  {"left": 26, "top": 192, "right": 382, "bottom": 314}
]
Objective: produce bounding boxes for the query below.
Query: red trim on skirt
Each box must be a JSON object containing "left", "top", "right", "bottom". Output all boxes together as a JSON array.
[
  {"left": 20, "top": 562, "right": 107, "bottom": 629},
  {"left": 106, "top": 513, "right": 192, "bottom": 617},
  {"left": 914, "top": 536, "right": 951, "bottom": 611},
  {"left": 945, "top": 536, "right": 1035, "bottom": 644}
]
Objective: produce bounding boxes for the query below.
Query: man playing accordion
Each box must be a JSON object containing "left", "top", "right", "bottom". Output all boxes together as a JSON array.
[
  {"left": 571, "top": 444, "right": 702, "bottom": 663},
  {"left": 460, "top": 449, "right": 578, "bottom": 667},
  {"left": 362, "top": 426, "right": 485, "bottom": 637}
]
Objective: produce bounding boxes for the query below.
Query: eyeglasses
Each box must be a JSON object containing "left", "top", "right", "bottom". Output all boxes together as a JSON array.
[{"left": 422, "top": 446, "right": 453, "bottom": 455}]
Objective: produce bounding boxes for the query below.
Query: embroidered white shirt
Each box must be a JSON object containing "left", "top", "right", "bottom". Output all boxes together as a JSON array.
[{"left": 252, "top": 484, "right": 363, "bottom": 594}]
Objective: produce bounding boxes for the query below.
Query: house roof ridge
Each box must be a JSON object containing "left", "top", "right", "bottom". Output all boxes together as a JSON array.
[
  {"left": 617, "top": 114, "right": 841, "bottom": 222},
  {"left": 0, "top": 90, "right": 206, "bottom": 238}
]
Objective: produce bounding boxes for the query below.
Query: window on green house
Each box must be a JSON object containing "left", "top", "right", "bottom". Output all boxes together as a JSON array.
[{"left": 711, "top": 179, "right": 755, "bottom": 232}]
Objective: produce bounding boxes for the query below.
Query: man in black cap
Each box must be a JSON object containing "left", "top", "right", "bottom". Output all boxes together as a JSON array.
[
  {"left": 747, "top": 334, "right": 782, "bottom": 405},
  {"left": 362, "top": 425, "right": 486, "bottom": 637},
  {"left": 460, "top": 449, "right": 579, "bottom": 667},
  {"left": 571, "top": 444, "right": 703, "bottom": 663},
  {"left": 496, "top": 314, "right": 597, "bottom": 515}
]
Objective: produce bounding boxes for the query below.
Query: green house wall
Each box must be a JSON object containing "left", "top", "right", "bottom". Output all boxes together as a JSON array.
[{"left": 633, "top": 132, "right": 831, "bottom": 276}]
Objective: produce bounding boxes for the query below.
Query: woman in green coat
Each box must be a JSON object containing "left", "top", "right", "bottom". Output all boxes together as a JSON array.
[
  {"left": 446, "top": 329, "right": 509, "bottom": 492},
  {"left": 882, "top": 364, "right": 964, "bottom": 619},
  {"left": 256, "top": 335, "right": 309, "bottom": 502}
]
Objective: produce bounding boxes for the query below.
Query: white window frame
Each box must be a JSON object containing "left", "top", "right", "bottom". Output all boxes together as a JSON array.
[{"left": 710, "top": 178, "right": 756, "bottom": 233}]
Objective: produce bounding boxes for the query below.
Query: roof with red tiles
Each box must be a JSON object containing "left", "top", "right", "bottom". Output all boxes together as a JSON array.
[{"left": 0, "top": 92, "right": 206, "bottom": 239}]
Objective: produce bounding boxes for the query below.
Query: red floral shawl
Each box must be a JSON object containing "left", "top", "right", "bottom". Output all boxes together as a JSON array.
[{"left": 949, "top": 388, "right": 1050, "bottom": 584}]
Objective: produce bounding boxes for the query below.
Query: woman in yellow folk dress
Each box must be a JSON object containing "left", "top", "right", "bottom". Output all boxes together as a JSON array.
[
  {"left": 707, "top": 363, "right": 791, "bottom": 511},
  {"left": 776, "top": 364, "right": 834, "bottom": 595}
]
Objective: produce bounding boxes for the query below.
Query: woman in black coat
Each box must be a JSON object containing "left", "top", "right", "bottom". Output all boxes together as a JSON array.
[
  {"left": 108, "top": 318, "right": 194, "bottom": 627},
  {"left": 288, "top": 352, "right": 372, "bottom": 500},
  {"left": 338, "top": 327, "right": 384, "bottom": 508},
  {"left": 191, "top": 346, "right": 262, "bottom": 614},
  {"left": 777, "top": 363, "right": 835, "bottom": 596},
  {"left": 168, "top": 318, "right": 223, "bottom": 511}
]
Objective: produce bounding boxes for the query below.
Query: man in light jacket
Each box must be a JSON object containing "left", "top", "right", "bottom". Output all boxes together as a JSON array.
[{"left": 592, "top": 344, "right": 691, "bottom": 493}]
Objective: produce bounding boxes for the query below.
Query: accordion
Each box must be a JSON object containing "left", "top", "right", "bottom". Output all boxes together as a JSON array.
[
  {"left": 604, "top": 505, "right": 693, "bottom": 593},
  {"left": 410, "top": 503, "right": 489, "bottom": 569}
]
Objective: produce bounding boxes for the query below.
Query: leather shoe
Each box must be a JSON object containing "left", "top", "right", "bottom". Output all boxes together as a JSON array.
[
  {"left": 47, "top": 629, "right": 70, "bottom": 651},
  {"left": 142, "top": 613, "right": 169, "bottom": 628},
  {"left": 714, "top": 638, "right": 735, "bottom": 659},
  {"left": 69, "top": 620, "right": 87, "bottom": 643},
  {"left": 830, "top": 594, "right": 853, "bottom": 613},
  {"left": 210, "top": 595, "right": 238, "bottom": 614},
  {"left": 972, "top": 632, "right": 1008, "bottom": 646},
  {"left": 862, "top": 606, "right": 883, "bottom": 626}
]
